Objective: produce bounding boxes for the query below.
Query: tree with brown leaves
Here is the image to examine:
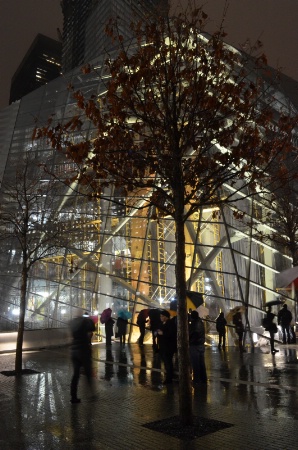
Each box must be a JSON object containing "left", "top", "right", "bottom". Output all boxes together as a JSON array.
[{"left": 36, "top": 6, "right": 297, "bottom": 425}]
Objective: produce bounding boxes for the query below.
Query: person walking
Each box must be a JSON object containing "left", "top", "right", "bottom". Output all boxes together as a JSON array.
[
  {"left": 157, "top": 310, "right": 177, "bottom": 384},
  {"left": 233, "top": 311, "right": 246, "bottom": 353},
  {"left": 116, "top": 316, "right": 128, "bottom": 347},
  {"left": 69, "top": 310, "right": 95, "bottom": 404},
  {"left": 278, "top": 304, "right": 293, "bottom": 344},
  {"left": 189, "top": 310, "right": 207, "bottom": 384},
  {"left": 137, "top": 309, "right": 149, "bottom": 346},
  {"left": 105, "top": 317, "right": 115, "bottom": 346},
  {"left": 264, "top": 306, "right": 279, "bottom": 354},
  {"left": 148, "top": 308, "right": 162, "bottom": 352},
  {"left": 216, "top": 311, "right": 227, "bottom": 350}
]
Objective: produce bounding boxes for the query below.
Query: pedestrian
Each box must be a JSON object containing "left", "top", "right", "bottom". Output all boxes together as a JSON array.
[
  {"left": 216, "top": 311, "right": 227, "bottom": 350},
  {"left": 69, "top": 310, "right": 95, "bottom": 404},
  {"left": 233, "top": 311, "right": 246, "bottom": 353},
  {"left": 264, "top": 306, "right": 279, "bottom": 354},
  {"left": 105, "top": 317, "right": 115, "bottom": 346},
  {"left": 148, "top": 308, "right": 162, "bottom": 352},
  {"left": 189, "top": 310, "right": 207, "bottom": 384},
  {"left": 116, "top": 315, "right": 128, "bottom": 347},
  {"left": 156, "top": 309, "right": 177, "bottom": 384},
  {"left": 137, "top": 309, "right": 149, "bottom": 346},
  {"left": 278, "top": 304, "right": 293, "bottom": 344}
]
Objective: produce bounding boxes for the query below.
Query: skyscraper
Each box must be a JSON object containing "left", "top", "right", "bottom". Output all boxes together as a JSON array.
[
  {"left": 61, "top": 0, "right": 168, "bottom": 72},
  {"left": 9, "top": 34, "right": 61, "bottom": 104}
]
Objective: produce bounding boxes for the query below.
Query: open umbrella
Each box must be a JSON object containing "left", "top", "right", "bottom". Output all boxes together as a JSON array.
[
  {"left": 118, "top": 309, "right": 132, "bottom": 320},
  {"left": 169, "top": 291, "right": 204, "bottom": 313},
  {"left": 196, "top": 305, "right": 209, "bottom": 318},
  {"left": 100, "top": 308, "right": 112, "bottom": 324},
  {"left": 276, "top": 266, "right": 298, "bottom": 288},
  {"left": 90, "top": 315, "right": 99, "bottom": 324},
  {"left": 265, "top": 299, "right": 284, "bottom": 308},
  {"left": 148, "top": 308, "right": 163, "bottom": 327},
  {"left": 137, "top": 309, "right": 150, "bottom": 321},
  {"left": 186, "top": 291, "right": 204, "bottom": 309}
]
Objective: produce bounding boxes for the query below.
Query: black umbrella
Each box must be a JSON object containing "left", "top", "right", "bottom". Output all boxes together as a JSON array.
[
  {"left": 169, "top": 291, "right": 204, "bottom": 312},
  {"left": 265, "top": 300, "right": 284, "bottom": 308},
  {"left": 148, "top": 308, "right": 163, "bottom": 329},
  {"left": 186, "top": 291, "right": 204, "bottom": 309}
]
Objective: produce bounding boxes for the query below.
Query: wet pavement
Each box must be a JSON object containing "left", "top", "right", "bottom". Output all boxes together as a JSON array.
[{"left": 0, "top": 341, "right": 297, "bottom": 449}]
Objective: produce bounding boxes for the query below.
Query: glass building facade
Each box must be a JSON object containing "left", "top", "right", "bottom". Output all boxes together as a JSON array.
[
  {"left": 61, "top": 0, "right": 168, "bottom": 72},
  {"left": 0, "top": 44, "right": 296, "bottom": 344}
]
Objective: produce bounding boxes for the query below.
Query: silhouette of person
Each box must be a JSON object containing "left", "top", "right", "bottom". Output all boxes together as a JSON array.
[
  {"left": 148, "top": 309, "right": 162, "bottom": 352},
  {"left": 265, "top": 306, "right": 279, "bottom": 354},
  {"left": 233, "top": 311, "right": 246, "bottom": 353},
  {"left": 137, "top": 309, "right": 148, "bottom": 346},
  {"left": 216, "top": 311, "right": 227, "bottom": 350},
  {"left": 189, "top": 310, "right": 207, "bottom": 384},
  {"left": 69, "top": 310, "right": 95, "bottom": 403},
  {"left": 116, "top": 316, "right": 128, "bottom": 347},
  {"left": 278, "top": 304, "right": 293, "bottom": 344},
  {"left": 105, "top": 317, "right": 115, "bottom": 346},
  {"left": 157, "top": 310, "right": 177, "bottom": 384}
]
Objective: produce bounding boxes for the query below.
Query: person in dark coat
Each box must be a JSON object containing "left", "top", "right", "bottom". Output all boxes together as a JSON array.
[
  {"left": 148, "top": 308, "right": 162, "bottom": 352},
  {"left": 157, "top": 310, "right": 177, "bottom": 384},
  {"left": 189, "top": 310, "right": 207, "bottom": 384},
  {"left": 265, "top": 306, "right": 279, "bottom": 354},
  {"left": 69, "top": 310, "right": 95, "bottom": 403},
  {"left": 233, "top": 311, "right": 246, "bottom": 353},
  {"left": 116, "top": 316, "right": 128, "bottom": 347},
  {"left": 137, "top": 310, "right": 148, "bottom": 346},
  {"left": 216, "top": 311, "right": 227, "bottom": 350},
  {"left": 105, "top": 317, "right": 115, "bottom": 346},
  {"left": 278, "top": 304, "right": 293, "bottom": 344}
]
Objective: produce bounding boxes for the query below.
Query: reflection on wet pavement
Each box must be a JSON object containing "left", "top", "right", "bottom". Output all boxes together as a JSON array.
[
  {"left": 0, "top": 342, "right": 297, "bottom": 449},
  {"left": 90, "top": 343, "right": 298, "bottom": 419}
]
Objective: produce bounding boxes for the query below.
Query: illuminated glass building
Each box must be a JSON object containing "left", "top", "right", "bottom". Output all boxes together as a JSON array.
[
  {"left": 0, "top": 43, "right": 296, "bottom": 342},
  {"left": 9, "top": 34, "right": 61, "bottom": 104},
  {"left": 61, "top": 0, "right": 168, "bottom": 72}
]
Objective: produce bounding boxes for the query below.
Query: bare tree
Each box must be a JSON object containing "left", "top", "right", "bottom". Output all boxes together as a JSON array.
[
  {"left": 0, "top": 151, "right": 68, "bottom": 374},
  {"left": 254, "top": 173, "right": 298, "bottom": 319},
  {"left": 36, "top": 6, "right": 297, "bottom": 424}
]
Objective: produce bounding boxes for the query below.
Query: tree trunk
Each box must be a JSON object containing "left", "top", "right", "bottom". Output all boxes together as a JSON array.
[
  {"left": 15, "top": 264, "right": 28, "bottom": 374},
  {"left": 174, "top": 191, "right": 193, "bottom": 425}
]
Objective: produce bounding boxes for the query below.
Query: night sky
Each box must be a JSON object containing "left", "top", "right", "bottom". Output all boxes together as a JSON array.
[{"left": 0, "top": 0, "right": 298, "bottom": 110}]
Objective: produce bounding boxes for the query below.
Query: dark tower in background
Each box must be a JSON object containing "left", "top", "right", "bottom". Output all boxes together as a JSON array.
[
  {"left": 61, "top": 0, "right": 168, "bottom": 73},
  {"left": 9, "top": 34, "right": 62, "bottom": 104},
  {"left": 61, "top": 0, "right": 93, "bottom": 73}
]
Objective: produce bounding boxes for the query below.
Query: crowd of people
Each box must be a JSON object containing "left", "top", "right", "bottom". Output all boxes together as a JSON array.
[{"left": 68, "top": 303, "right": 295, "bottom": 402}]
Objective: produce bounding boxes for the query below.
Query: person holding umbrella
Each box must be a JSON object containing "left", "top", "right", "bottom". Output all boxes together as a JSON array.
[
  {"left": 137, "top": 309, "right": 149, "bottom": 346},
  {"left": 116, "top": 309, "right": 132, "bottom": 348},
  {"left": 100, "top": 308, "right": 114, "bottom": 346},
  {"left": 264, "top": 306, "right": 279, "bottom": 354},
  {"left": 233, "top": 311, "right": 246, "bottom": 353}
]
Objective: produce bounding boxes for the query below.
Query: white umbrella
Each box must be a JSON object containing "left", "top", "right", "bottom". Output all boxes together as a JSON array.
[
  {"left": 276, "top": 266, "right": 298, "bottom": 288},
  {"left": 196, "top": 305, "right": 209, "bottom": 318}
]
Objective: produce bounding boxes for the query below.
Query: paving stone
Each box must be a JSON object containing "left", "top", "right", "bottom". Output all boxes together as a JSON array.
[{"left": 0, "top": 343, "right": 297, "bottom": 449}]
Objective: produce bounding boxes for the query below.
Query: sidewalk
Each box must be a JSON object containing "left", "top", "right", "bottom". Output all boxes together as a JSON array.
[{"left": 0, "top": 342, "right": 297, "bottom": 449}]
